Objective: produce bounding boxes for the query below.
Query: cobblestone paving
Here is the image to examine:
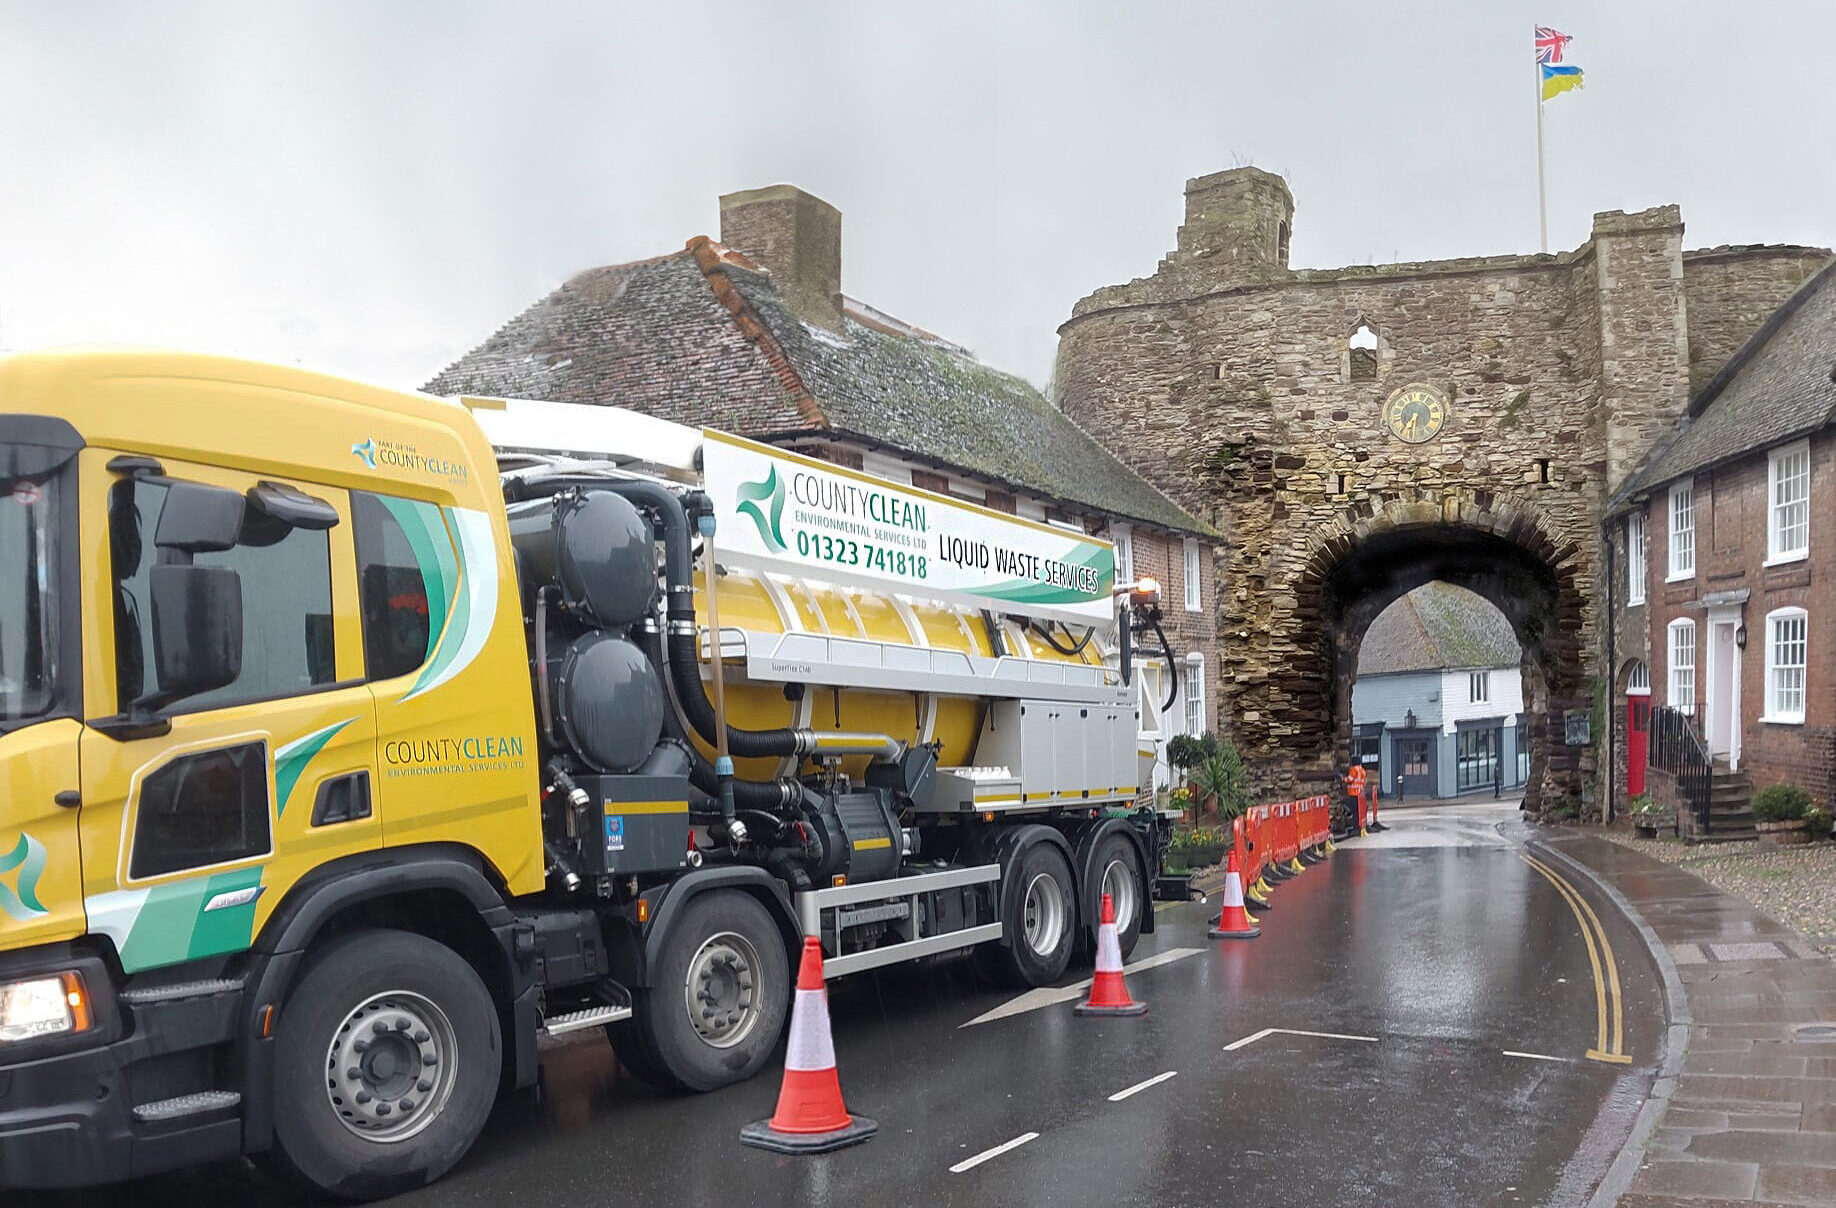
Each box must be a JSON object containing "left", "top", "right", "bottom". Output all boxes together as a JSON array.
[{"left": 1596, "top": 826, "right": 1836, "bottom": 955}]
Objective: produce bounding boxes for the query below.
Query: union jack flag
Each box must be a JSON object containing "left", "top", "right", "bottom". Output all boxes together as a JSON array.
[{"left": 1535, "top": 26, "right": 1572, "bottom": 65}]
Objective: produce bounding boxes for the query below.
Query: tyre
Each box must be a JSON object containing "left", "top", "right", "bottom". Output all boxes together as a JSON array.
[
  {"left": 979, "top": 840, "right": 1077, "bottom": 988},
  {"left": 630, "top": 890, "right": 790, "bottom": 1093},
  {"left": 605, "top": 1016, "right": 670, "bottom": 1088},
  {"left": 268, "top": 929, "right": 502, "bottom": 1201},
  {"left": 1088, "top": 832, "right": 1145, "bottom": 961}
]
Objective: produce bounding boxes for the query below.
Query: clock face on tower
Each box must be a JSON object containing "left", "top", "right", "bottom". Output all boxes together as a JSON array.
[{"left": 1383, "top": 384, "right": 1448, "bottom": 444}]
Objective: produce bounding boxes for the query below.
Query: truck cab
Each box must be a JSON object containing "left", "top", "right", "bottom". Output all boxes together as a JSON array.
[{"left": 1, "top": 351, "right": 546, "bottom": 1193}]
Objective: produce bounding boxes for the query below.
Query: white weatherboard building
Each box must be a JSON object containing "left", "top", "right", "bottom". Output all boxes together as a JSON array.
[{"left": 1351, "top": 583, "right": 1529, "bottom": 799}]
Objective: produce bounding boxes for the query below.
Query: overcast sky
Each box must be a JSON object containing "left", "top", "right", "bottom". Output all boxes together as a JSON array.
[{"left": 4, "top": 2, "right": 1832, "bottom": 393}]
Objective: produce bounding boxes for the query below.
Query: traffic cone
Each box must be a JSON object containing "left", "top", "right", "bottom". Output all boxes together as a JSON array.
[
  {"left": 740, "top": 937, "right": 878, "bottom": 1154},
  {"left": 1207, "top": 850, "right": 1262, "bottom": 939},
  {"left": 1075, "top": 894, "right": 1147, "bottom": 1017}
]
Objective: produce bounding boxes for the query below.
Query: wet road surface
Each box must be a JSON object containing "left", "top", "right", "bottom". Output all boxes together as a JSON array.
[{"left": 48, "top": 801, "right": 1663, "bottom": 1208}]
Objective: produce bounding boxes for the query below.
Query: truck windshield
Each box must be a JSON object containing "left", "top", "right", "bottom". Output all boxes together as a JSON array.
[{"left": 0, "top": 450, "right": 58, "bottom": 725}]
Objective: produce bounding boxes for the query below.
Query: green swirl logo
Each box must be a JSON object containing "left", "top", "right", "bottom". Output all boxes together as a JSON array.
[
  {"left": 735, "top": 465, "right": 787, "bottom": 553},
  {"left": 0, "top": 832, "right": 49, "bottom": 920}
]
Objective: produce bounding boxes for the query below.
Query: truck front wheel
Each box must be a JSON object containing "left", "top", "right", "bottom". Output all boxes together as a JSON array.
[
  {"left": 267, "top": 929, "right": 502, "bottom": 1201},
  {"left": 628, "top": 889, "right": 790, "bottom": 1093}
]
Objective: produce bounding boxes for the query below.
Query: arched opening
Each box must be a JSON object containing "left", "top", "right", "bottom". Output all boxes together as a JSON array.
[
  {"left": 1289, "top": 498, "right": 1589, "bottom": 816},
  {"left": 1348, "top": 320, "right": 1379, "bottom": 381},
  {"left": 1352, "top": 583, "right": 1528, "bottom": 802}
]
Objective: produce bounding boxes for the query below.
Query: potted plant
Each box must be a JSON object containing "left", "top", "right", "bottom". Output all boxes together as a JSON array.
[
  {"left": 1752, "top": 784, "right": 1813, "bottom": 847},
  {"left": 1628, "top": 794, "right": 1667, "bottom": 839},
  {"left": 1189, "top": 741, "right": 1250, "bottom": 825},
  {"left": 1167, "top": 732, "right": 1219, "bottom": 813},
  {"left": 1168, "top": 785, "right": 1194, "bottom": 820},
  {"left": 1165, "top": 826, "right": 1228, "bottom": 872}
]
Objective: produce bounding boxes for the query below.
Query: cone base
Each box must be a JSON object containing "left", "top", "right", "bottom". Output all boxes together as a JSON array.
[
  {"left": 741, "top": 1114, "right": 879, "bottom": 1154},
  {"left": 1208, "top": 924, "right": 1262, "bottom": 939},
  {"left": 1074, "top": 1000, "right": 1147, "bottom": 1017}
]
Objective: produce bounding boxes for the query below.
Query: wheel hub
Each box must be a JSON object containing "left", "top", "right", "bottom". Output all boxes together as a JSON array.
[
  {"left": 685, "top": 932, "right": 761, "bottom": 1049},
  {"left": 324, "top": 991, "right": 458, "bottom": 1143},
  {"left": 1101, "top": 857, "right": 1139, "bottom": 935},
  {"left": 1021, "top": 871, "right": 1067, "bottom": 956}
]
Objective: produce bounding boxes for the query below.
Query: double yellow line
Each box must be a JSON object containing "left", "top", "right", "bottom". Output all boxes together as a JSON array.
[{"left": 1521, "top": 854, "right": 1633, "bottom": 1065}]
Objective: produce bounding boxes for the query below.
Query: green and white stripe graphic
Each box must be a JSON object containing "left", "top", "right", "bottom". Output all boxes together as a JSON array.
[
  {"left": 87, "top": 865, "right": 267, "bottom": 973},
  {"left": 380, "top": 502, "right": 497, "bottom": 702}
]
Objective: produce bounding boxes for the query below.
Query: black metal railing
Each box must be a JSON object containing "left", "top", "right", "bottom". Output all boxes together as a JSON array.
[{"left": 1649, "top": 703, "right": 1712, "bottom": 836}]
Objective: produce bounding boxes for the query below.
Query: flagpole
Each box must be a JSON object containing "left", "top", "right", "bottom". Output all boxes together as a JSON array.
[{"left": 1535, "top": 43, "right": 1548, "bottom": 253}]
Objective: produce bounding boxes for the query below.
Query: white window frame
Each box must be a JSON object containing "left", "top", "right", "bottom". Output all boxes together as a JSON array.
[
  {"left": 1627, "top": 511, "right": 1647, "bottom": 606},
  {"left": 1667, "top": 481, "right": 1695, "bottom": 582},
  {"left": 1183, "top": 538, "right": 1201, "bottom": 612},
  {"left": 1183, "top": 652, "right": 1207, "bottom": 738},
  {"left": 1626, "top": 660, "right": 1650, "bottom": 696},
  {"left": 1469, "top": 670, "right": 1489, "bottom": 704},
  {"left": 1766, "top": 441, "right": 1811, "bottom": 565},
  {"left": 1114, "top": 525, "right": 1134, "bottom": 587},
  {"left": 1667, "top": 618, "right": 1697, "bottom": 715},
  {"left": 1763, "top": 607, "right": 1808, "bottom": 724}
]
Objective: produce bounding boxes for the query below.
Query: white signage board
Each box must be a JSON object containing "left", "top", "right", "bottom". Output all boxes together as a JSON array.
[{"left": 701, "top": 430, "right": 1116, "bottom": 626}]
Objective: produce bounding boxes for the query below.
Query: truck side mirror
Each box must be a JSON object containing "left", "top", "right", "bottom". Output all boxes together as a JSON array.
[
  {"left": 154, "top": 482, "right": 245, "bottom": 554},
  {"left": 145, "top": 564, "right": 243, "bottom": 707}
]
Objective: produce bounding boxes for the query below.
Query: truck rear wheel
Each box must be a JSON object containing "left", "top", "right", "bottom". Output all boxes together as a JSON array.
[
  {"left": 629, "top": 890, "right": 789, "bottom": 1093},
  {"left": 267, "top": 929, "right": 502, "bottom": 1201},
  {"left": 1090, "top": 832, "right": 1145, "bottom": 961},
  {"left": 979, "top": 840, "right": 1076, "bottom": 988}
]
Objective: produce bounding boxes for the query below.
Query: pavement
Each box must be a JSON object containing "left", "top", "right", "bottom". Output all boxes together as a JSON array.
[
  {"left": 44, "top": 801, "right": 1673, "bottom": 1208},
  {"left": 1530, "top": 825, "right": 1836, "bottom": 1207}
]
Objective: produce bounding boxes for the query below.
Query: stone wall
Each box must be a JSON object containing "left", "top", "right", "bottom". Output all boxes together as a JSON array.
[
  {"left": 1054, "top": 166, "right": 1826, "bottom": 813},
  {"left": 1683, "top": 248, "right": 1831, "bottom": 396}
]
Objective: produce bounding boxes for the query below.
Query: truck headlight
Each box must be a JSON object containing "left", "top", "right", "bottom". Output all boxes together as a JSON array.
[{"left": 0, "top": 972, "right": 92, "bottom": 1043}]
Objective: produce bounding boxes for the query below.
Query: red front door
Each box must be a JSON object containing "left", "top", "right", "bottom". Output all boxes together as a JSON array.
[{"left": 1626, "top": 697, "right": 1650, "bottom": 797}]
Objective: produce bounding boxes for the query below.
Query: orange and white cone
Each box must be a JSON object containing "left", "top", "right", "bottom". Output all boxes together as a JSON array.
[
  {"left": 740, "top": 937, "right": 878, "bottom": 1153},
  {"left": 1075, "top": 893, "right": 1147, "bottom": 1017},
  {"left": 1207, "top": 849, "right": 1262, "bottom": 940}
]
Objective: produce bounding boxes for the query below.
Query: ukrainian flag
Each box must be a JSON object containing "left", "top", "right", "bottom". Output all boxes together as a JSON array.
[{"left": 1541, "top": 63, "right": 1584, "bottom": 101}]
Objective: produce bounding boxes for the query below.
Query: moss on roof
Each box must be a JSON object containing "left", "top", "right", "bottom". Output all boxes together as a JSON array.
[{"left": 1359, "top": 582, "right": 1521, "bottom": 675}]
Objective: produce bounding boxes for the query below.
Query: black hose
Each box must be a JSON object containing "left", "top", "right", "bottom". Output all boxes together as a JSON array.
[
  {"left": 637, "top": 622, "right": 801, "bottom": 810},
  {"left": 980, "top": 609, "right": 1008, "bottom": 657},
  {"left": 1150, "top": 616, "right": 1179, "bottom": 715},
  {"left": 1030, "top": 620, "right": 1095, "bottom": 657}
]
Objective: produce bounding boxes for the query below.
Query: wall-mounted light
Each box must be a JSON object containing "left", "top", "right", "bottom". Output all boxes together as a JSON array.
[
  {"left": 1735, "top": 624, "right": 1748, "bottom": 650},
  {"left": 1404, "top": 709, "right": 1417, "bottom": 729}
]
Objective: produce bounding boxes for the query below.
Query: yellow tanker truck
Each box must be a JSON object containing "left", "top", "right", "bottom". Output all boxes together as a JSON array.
[{"left": 0, "top": 350, "right": 1178, "bottom": 1198}]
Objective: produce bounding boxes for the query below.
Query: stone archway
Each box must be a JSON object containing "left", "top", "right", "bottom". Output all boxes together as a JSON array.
[{"left": 1259, "top": 492, "right": 1590, "bottom": 813}]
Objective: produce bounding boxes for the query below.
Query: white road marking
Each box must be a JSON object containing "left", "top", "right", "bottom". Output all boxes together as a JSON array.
[
  {"left": 960, "top": 947, "right": 1204, "bottom": 1027},
  {"left": 1502, "top": 1050, "right": 1574, "bottom": 1063},
  {"left": 1108, "top": 1070, "right": 1178, "bottom": 1101},
  {"left": 950, "top": 1131, "right": 1039, "bottom": 1173},
  {"left": 1223, "top": 1027, "right": 1379, "bottom": 1052}
]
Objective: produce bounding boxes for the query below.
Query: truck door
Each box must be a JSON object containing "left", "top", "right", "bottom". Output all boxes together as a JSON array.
[
  {"left": 1, "top": 428, "right": 85, "bottom": 947},
  {"left": 76, "top": 460, "right": 378, "bottom": 976}
]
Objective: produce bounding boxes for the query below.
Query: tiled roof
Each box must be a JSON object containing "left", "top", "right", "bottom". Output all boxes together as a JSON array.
[
  {"left": 1619, "top": 256, "right": 1836, "bottom": 499},
  {"left": 1358, "top": 582, "right": 1522, "bottom": 675},
  {"left": 425, "top": 241, "right": 1214, "bottom": 537}
]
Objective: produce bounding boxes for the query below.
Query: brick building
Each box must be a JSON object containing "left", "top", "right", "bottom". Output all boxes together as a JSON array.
[
  {"left": 1609, "top": 259, "right": 1836, "bottom": 828},
  {"left": 1055, "top": 166, "right": 1829, "bottom": 812},
  {"left": 425, "top": 185, "right": 1220, "bottom": 796}
]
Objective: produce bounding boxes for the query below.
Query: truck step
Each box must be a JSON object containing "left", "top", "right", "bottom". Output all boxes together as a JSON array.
[
  {"left": 132, "top": 1091, "right": 242, "bottom": 1123},
  {"left": 118, "top": 978, "right": 243, "bottom": 1006},
  {"left": 541, "top": 1004, "right": 631, "bottom": 1037}
]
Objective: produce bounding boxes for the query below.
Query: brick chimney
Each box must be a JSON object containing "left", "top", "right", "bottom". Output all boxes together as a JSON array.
[{"left": 719, "top": 184, "right": 845, "bottom": 333}]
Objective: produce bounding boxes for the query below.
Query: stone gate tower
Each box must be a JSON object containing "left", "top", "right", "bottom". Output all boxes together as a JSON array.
[{"left": 1055, "top": 166, "right": 1827, "bottom": 812}]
